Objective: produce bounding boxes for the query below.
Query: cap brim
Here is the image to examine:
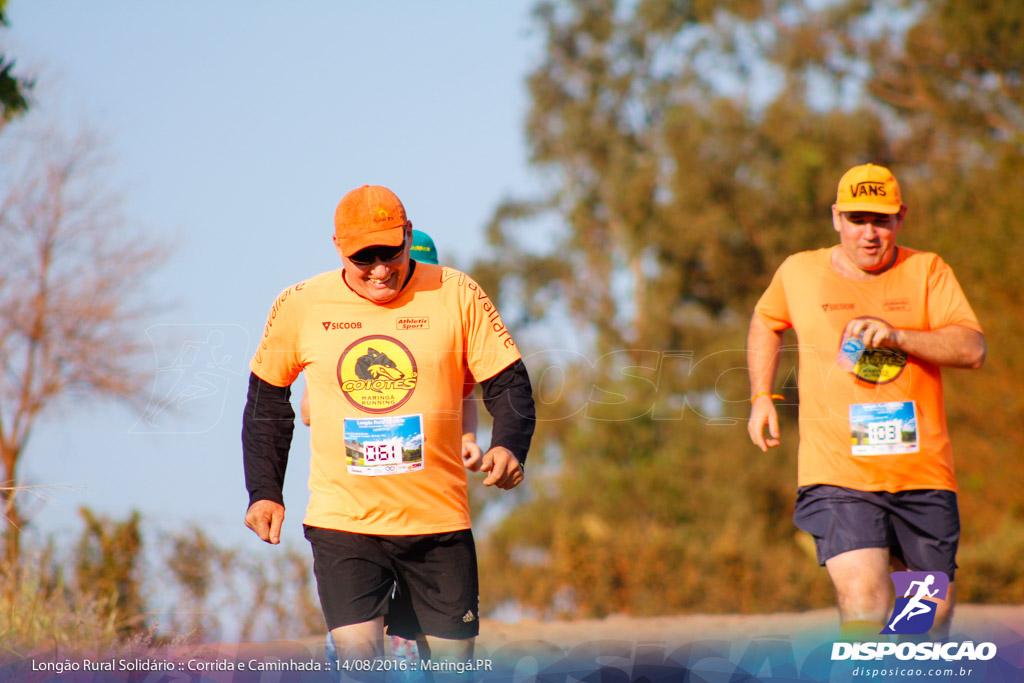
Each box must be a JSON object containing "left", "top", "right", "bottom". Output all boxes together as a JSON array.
[
  {"left": 340, "top": 225, "right": 406, "bottom": 257},
  {"left": 835, "top": 201, "right": 901, "bottom": 214},
  {"left": 410, "top": 250, "right": 438, "bottom": 265}
]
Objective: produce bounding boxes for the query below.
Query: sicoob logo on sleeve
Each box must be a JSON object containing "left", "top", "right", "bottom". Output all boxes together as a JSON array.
[{"left": 337, "top": 336, "right": 418, "bottom": 413}]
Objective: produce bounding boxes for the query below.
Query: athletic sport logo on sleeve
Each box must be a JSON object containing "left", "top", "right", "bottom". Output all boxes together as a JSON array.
[
  {"left": 881, "top": 571, "right": 950, "bottom": 635},
  {"left": 337, "top": 336, "right": 418, "bottom": 413}
]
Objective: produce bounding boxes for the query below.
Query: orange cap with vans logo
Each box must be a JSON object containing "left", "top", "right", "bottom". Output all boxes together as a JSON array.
[
  {"left": 835, "top": 164, "right": 902, "bottom": 214},
  {"left": 334, "top": 185, "right": 409, "bottom": 256}
]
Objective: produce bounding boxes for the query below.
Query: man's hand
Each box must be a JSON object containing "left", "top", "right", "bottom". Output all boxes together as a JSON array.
[
  {"left": 480, "top": 446, "right": 524, "bottom": 489},
  {"left": 245, "top": 499, "right": 285, "bottom": 544},
  {"left": 748, "top": 395, "right": 781, "bottom": 452},
  {"left": 844, "top": 317, "right": 902, "bottom": 349},
  {"left": 462, "top": 435, "right": 483, "bottom": 472}
]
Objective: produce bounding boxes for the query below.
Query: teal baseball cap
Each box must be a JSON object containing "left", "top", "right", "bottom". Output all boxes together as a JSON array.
[{"left": 411, "top": 229, "right": 439, "bottom": 265}]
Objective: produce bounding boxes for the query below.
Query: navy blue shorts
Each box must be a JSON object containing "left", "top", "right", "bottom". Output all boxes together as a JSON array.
[
  {"left": 792, "top": 485, "right": 959, "bottom": 579},
  {"left": 304, "top": 525, "right": 480, "bottom": 640}
]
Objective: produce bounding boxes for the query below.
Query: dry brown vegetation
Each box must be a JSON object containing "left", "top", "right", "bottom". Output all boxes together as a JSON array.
[{"left": 1, "top": 510, "right": 323, "bottom": 658}]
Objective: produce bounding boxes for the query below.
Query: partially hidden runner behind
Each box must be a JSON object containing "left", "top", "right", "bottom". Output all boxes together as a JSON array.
[
  {"left": 746, "top": 163, "right": 986, "bottom": 641},
  {"left": 243, "top": 185, "right": 535, "bottom": 665}
]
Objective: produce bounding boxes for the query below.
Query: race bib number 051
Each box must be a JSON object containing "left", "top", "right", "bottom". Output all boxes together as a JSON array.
[
  {"left": 343, "top": 414, "right": 424, "bottom": 476},
  {"left": 849, "top": 401, "right": 919, "bottom": 456}
]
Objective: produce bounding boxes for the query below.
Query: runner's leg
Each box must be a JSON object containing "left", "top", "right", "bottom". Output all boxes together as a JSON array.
[
  {"left": 419, "top": 635, "right": 474, "bottom": 662},
  {"left": 930, "top": 581, "right": 955, "bottom": 641},
  {"left": 330, "top": 617, "right": 385, "bottom": 660},
  {"left": 888, "top": 490, "right": 959, "bottom": 641},
  {"left": 826, "top": 547, "right": 892, "bottom": 641}
]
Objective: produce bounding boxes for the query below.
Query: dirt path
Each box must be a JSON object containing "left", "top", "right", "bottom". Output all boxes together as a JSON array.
[
  {"left": 224, "top": 604, "right": 1023, "bottom": 661},
  {"left": 177, "top": 607, "right": 1024, "bottom": 681},
  {"left": 474, "top": 604, "right": 1024, "bottom": 653}
]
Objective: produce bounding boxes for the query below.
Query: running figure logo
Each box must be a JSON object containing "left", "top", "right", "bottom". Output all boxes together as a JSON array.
[{"left": 881, "top": 571, "right": 950, "bottom": 635}]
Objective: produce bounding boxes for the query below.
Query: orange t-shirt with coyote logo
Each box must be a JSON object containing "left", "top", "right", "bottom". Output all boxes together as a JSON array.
[
  {"left": 250, "top": 263, "right": 521, "bottom": 535},
  {"left": 754, "top": 246, "right": 982, "bottom": 493}
]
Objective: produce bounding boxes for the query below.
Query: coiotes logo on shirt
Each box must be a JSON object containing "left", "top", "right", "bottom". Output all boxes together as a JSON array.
[
  {"left": 337, "top": 336, "right": 418, "bottom": 413},
  {"left": 845, "top": 317, "right": 907, "bottom": 385}
]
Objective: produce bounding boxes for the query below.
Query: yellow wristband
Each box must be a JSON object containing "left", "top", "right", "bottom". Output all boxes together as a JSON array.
[
  {"left": 750, "top": 392, "right": 785, "bottom": 403},
  {"left": 462, "top": 433, "right": 476, "bottom": 441}
]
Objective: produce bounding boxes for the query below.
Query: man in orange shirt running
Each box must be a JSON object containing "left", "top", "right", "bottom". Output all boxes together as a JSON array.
[
  {"left": 295, "top": 228, "right": 485, "bottom": 667},
  {"left": 243, "top": 185, "right": 534, "bottom": 665},
  {"left": 747, "top": 164, "right": 985, "bottom": 641}
]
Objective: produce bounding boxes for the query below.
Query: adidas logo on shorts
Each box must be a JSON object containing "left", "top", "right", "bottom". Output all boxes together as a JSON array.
[{"left": 462, "top": 610, "right": 476, "bottom": 623}]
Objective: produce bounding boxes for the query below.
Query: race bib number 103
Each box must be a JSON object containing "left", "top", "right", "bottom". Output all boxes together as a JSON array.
[{"left": 849, "top": 401, "right": 920, "bottom": 456}]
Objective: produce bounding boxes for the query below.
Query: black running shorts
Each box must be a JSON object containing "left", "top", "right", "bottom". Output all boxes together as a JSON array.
[
  {"left": 792, "top": 484, "right": 959, "bottom": 579},
  {"left": 304, "top": 525, "right": 480, "bottom": 640}
]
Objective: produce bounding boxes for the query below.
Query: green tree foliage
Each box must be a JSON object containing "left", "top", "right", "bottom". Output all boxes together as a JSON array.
[
  {"left": 474, "top": 0, "right": 1023, "bottom": 617},
  {"left": 0, "top": 1, "right": 33, "bottom": 124}
]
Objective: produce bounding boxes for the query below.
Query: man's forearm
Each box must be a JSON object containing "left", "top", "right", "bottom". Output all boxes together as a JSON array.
[
  {"left": 893, "top": 326, "right": 986, "bottom": 369},
  {"left": 242, "top": 372, "right": 295, "bottom": 507},
  {"left": 480, "top": 360, "right": 535, "bottom": 464},
  {"left": 747, "top": 315, "right": 785, "bottom": 395}
]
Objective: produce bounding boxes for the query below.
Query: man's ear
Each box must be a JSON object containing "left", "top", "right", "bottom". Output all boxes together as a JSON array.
[{"left": 895, "top": 205, "right": 908, "bottom": 230}]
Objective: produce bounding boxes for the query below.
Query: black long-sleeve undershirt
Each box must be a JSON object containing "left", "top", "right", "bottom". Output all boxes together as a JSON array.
[
  {"left": 241, "top": 372, "right": 294, "bottom": 507},
  {"left": 479, "top": 359, "right": 535, "bottom": 465},
  {"left": 242, "top": 360, "right": 535, "bottom": 507}
]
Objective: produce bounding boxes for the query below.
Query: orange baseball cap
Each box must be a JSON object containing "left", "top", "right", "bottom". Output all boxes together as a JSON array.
[
  {"left": 835, "top": 164, "right": 903, "bottom": 214},
  {"left": 334, "top": 185, "right": 409, "bottom": 256}
]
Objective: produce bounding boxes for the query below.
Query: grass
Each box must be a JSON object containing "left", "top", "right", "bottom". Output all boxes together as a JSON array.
[
  {"left": 0, "top": 549, "right": 158, "bottom": 660},
  {"left": 2, "top": 552, "right": 102, "bottom": 657}
]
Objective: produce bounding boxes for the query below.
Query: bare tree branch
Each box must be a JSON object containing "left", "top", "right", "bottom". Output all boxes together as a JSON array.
[{"left": 0, "top": 124, "right": 169, "bottom": 563}]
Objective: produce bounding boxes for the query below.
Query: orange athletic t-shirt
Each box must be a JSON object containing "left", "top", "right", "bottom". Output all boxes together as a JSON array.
[
  {"left": 754, "top": 246, "right": 982, "bottom": 493},
  {"left": 250, "top": 263, "right": 521, "bottom": 535}
]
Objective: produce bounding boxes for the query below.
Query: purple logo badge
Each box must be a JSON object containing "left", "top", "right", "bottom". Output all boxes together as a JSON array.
[{"left": 881, "top": 571, "right": 949, "bottom": 635}]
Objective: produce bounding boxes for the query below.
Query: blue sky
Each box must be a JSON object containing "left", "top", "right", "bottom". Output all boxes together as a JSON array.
[{"left": 5, "top": 1, "right": 544, "bottom": 552}]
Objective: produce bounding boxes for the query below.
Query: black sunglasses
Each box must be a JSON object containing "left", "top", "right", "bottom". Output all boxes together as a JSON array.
[{"left": 348, "top": 238, "right": 407, "bottom": 267}]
